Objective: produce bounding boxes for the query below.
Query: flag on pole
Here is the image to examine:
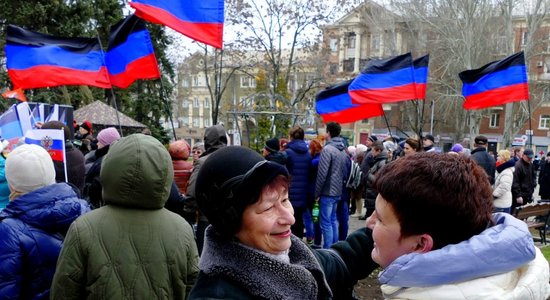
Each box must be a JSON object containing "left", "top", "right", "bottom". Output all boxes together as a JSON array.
[
  {"left": 129, "top": 0, "right": 224, "bottom": 48},
  {"left": 316, "top": 79, "right": 384, "bottom": 124},
  {"left": 413, "top": 55, "right": 429, "bottom": 100},
  {"left": 349, "top": 53, "right": 417, "bottom": 104},
  {"left": 0, "top": 104, "right": 24, "bottom": 142},
  {"left": 25, "top": 129, "right": 67, "bottom": 182},
  {"left": 459, "top": 51, "right": 529, "bottom": 110},
  {"left": 5, "top": 25, "right": 111, "bottom": 89},
  {"left": 106, "top": 15, "right": 161, "bottom": 88},
  {"left": 2, "top": 88, "right": 27, "bottom": 102}
]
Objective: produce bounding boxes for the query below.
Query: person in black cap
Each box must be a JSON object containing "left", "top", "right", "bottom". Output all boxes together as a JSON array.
[
  {"left": 189, "top": 146, "right": 378, "bottom": 299},
  {"left": 512, "top": 148, "right": 537, "bottom": 213},
  {"left": 470, "top": 135, "right": 496, "bottom": 185},
  {"left": 262, "top": 137, "right": 287, "bottom": 165},
  {"left": 422, "top": 134, "right": 436, "bottom": 152}
]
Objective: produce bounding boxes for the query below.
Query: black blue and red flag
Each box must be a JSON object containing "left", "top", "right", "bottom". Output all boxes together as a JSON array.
[
  {"left": 459, "top": 51, "right": 529, "bottom": 110},
  {"left": 413, "top": 54, "right": 429, "bottom": 100},
  {"left": 5, "top": 25, "right": 111, "bottom": 89},
  {"left": 129, "top": 0, "right": 224, "bottom": 49},
  {"left": 106, "top": 15, "right": 161, "bottom": 88},
  {"left": 349, "top": 53, "right": 417, "bottom": 104},
  {"left": 316, "top": 79, "right": 384, "bottom": 124}
]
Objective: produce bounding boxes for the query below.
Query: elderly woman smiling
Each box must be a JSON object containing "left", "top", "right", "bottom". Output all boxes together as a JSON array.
[{"left": 189, "top": 146, "right": 378, "bottom": 299}]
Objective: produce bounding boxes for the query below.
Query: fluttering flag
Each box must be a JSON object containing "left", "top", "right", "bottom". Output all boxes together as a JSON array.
[
  {"left": 5, "top": 25, "right": 111, "bottom": 89},
  {"left": 129, "top": 0, "right": 224, "bottom": 48},
  {"left": 25, "top": 128, "right": 67, "bottom": 182},
  {"left": 459, "top": 51, "right": 529, "bottom": 110},
  {"left": 0, "top": 104, "right": 24, "bottom": 142},
  {"left": 413, "top": 55, "right": 429, "bottom": 100},
  {"left": 316, "top": 80, "right": 384, "bottom": 124},
  {"left": 349, "top": 53, "right": 417, "bottom": 105},
  {"left": 2, "top": 88, "right": 27, "bottom": 102},
  {"left": 106, "top": 15, "right": 161, "bottom": 88}
]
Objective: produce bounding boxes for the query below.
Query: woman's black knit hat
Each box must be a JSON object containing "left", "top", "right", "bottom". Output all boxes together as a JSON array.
[{"left": 196, "top": 146, "right": 288, "bottom": 237}]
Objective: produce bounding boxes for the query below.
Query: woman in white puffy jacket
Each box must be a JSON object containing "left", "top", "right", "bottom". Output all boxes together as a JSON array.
[{"left": 493, "top": 149, "right": 515, "bottom": 213}]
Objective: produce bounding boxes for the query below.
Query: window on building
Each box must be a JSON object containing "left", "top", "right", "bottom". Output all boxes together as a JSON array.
[
  {"left": 347, "top": 32, "right": 356, "bottom": 49},
  {"left": 330, "top": 38, "right": 338, "bottom": 52},
  {"left": 204, "top": 97, "right": 210, "bottom": 108},
  {"left": 193, "top": 76, "right": 199, "bottom": 87},
  {"left": 182, "top": 99, "right": 190, "bottom": 108},
  {"left": 371, "top": 34, "right": 380, "bottom": 51},
  {"left": 489, "top": 112, "right": 500, "bottom": 128},
  {"left": 540, "top": 115, "right": 550, "bottom": 129},
  {"left": 522, "top": 31, "right": 529, "bottom": 45},
  {"left": 329, "top": 64, "right": 338, "bottom": 75},
  {"left": 194, "top": 97, "right": 199, "bottom": 107},
  {"left": 204, "top": 118, "right": 210, "bottom": 127},
  {"left": 193, "top": 118, "right": 200, "bottom": 127},
  {"left": 182, "top": 78, "right": 190, "bottom": 87},
  {"left": 181, "top": 117, "right": 189, "bottom": 125},
  {"left": 343, "top": 59, "right": 354, "bottom": 73},
  {"left": 241, "top": 76, "right": 252, "bottom": 88}
]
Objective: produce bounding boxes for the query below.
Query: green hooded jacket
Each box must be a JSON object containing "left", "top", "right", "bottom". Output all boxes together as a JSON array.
[{"left": 51, "top": 134, "right": 199, "bottom": 299}]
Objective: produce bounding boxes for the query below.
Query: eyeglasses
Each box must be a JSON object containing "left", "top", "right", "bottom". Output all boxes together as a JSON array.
[{"left": 192, "top": 150, "right": 202, "bottom": 154}]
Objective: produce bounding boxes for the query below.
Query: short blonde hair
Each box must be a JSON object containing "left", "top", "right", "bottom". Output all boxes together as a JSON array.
[{"left": 498, "top": 149, "right": 511, "bottom": 162}]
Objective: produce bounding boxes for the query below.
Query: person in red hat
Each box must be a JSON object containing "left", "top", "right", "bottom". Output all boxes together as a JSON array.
[{"left": 74, "top": 120, "right": 97, "bottom": 156}]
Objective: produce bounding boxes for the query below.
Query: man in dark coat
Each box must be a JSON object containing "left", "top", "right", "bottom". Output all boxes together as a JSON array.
[
  {"left": 470, "top": 135, "right": 496, "bottom": 185},
  {"left": 512, "top": 148, "right": 537, "bottom": 213}
]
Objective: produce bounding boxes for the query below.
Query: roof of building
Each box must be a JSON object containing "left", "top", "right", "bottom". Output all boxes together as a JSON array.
[{"left": 74, "top": 100, "right": 146, "bottom": 128}]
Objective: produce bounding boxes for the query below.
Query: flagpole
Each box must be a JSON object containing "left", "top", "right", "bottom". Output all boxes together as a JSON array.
[
  {"left": 158, "top": 77, "right": 178, "bottom": 140},
  {"left": 382, "top": 111, "right": 394, "bottom": 141},
  {"left": 527, "top": 99, "right": 533, "bottom": 147},
  {"left": 95, "top": 35, "right": 124, "bottom": 137}
]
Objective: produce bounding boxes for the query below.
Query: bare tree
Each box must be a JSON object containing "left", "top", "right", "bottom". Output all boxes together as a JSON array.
[
  {"left": 225, "top": 0, "right": 349, "bottom": 134},
  {"left": 388, "top": 0, "right": 550, "bottom": 147}
]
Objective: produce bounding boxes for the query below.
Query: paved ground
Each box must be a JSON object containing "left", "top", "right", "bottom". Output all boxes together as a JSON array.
[{"left": 347, "top": 213, "right": 384, "bottom": 299}]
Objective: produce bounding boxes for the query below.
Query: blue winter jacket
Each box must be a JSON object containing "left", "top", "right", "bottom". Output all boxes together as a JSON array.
[
  {"left": 0, "top": 183, "right": 90, "bottom": 299},
  {"left": 379, "top": 213, "right": 536, "bottom": 287},
  {"left": 285, "top": 139, "right": 312, "bottom": 208},
  {"left": 315, "top": 137, "right": 348, "bottom": 199}
]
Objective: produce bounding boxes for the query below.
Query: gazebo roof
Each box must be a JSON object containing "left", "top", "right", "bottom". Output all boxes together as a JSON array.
[{"left": 74, "top": 100, "right": 146, "bottom": 128}]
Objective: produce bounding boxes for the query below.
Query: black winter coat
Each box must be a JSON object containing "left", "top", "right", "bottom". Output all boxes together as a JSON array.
[
  {"left": 539, "top": 160, "right": 550, "bottom": 200},
  {"left": 471, "top": 147, "right": 496, "bottom": 185},
  {"left": 189, "top": 226, "right": 378, "bottom": 300}
]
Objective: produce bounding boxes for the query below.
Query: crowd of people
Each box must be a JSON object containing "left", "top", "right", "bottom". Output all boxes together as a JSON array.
[{"left": 0, "top": 119, "right": 548, "bottom": 299}]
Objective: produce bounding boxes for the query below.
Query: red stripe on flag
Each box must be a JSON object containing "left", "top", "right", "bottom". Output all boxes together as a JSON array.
[
  {"left": 321, "top": 104, "right": 384, "bottom": 124},
  {"left": 8, "top": 66, "right": 111, "bottom": 89},
  {"left": 463, "top": 83, "right": 529, "bottom": 110},
  {"left": 132, "top": 3, "right": 223, "bottom": 49},
  {"left": 47, "top": 149, "right": 64, "bottom": 162},
  {"left": 350, "top": 83, "right": 417, "bottom": 104},
  {"left": 416, "top": 83, "right": 426, "bottom": 100},
  {"left": 109, "top": 54, "right": 160, "bottom": 88}
]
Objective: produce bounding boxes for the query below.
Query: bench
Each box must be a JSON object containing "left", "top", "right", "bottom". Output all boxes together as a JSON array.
[{"left": 513, "top": 203, "right": 550, "bottom": 245}]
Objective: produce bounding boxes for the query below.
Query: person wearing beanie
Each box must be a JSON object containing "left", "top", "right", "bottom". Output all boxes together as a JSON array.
[
  {"left": 185, "top": 124, "right": 228, "bottom": 254},
  {"left": 450, "top": 143, "right": 464, "bottom": 154},
  {"left": 168, "top": 139, "right": 193, "bottom": 200},
  {"left": 41, "top": 120, "right": 86, "bottom": 194},
  {"left": 83, "top": 127, "right": 120, "bottom": 208},
  {"left": 422, "top": 134, "right": 436, "bottom": 152},
  {"left": 51, "top": 134, "right": 199, "bottom": 299},
  {"left": 74, "top": 120, "right": 97, "bottom": 156},
  {"left": 192, "top": 142, "right": 205, "bottom": 163},
  {"left": 0, "top": 144, "right": 90, "bottom": 299},
  {"left": 263, "top": 137, "right": 287, "bottom": 165},
  {"left": 189, "top": 146, "right": 378, "bottom": 300}
]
